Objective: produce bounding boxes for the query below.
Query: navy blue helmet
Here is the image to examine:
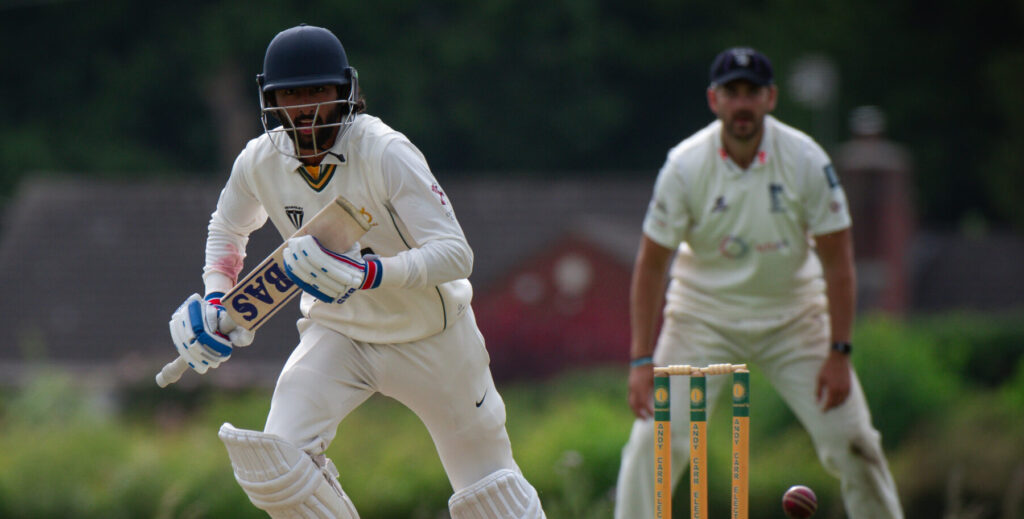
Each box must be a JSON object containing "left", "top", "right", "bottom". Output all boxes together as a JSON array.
[
  {"left": 258, "top": 24, "right": 355, "bottom": 92},
  {"left": 257, "top": 24, "right": 360, "bottom": 160}
]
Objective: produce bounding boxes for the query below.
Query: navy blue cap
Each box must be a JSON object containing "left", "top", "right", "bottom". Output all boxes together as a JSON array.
[{"left": 710, "top": 47, "right": 774, "bottom": 86}]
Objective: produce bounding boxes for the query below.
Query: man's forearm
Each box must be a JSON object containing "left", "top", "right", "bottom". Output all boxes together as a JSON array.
[
  {"left": 629, "top": 237, "right": 675, "bottom": 359},
  {"left": 825, "top": 265, "right": 855, "bottom": 343},
  {"left": 819, "top": 229, "right": 857, "bottom": 344},
  {"left": 630, "top": 267, "right": 666, "bottom": 359}
]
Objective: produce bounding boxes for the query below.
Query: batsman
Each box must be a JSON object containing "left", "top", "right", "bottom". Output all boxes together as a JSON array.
[
  {"left": 165, "top": 24, "right": 545, "bottom": 519},
  {"left": 614, "top": 47, "right": 904, "bottom": 518}
]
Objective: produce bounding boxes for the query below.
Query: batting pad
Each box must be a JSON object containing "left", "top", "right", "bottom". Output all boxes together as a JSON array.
[
  {"left": 218, "top": 423, "right": 359, "bottom": 519},
  {"left": 448, "top": 468, "right": 546, "bottom": 519}
]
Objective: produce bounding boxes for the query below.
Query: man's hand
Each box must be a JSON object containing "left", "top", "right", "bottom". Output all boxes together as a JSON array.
[
  {"left": 816, "top": 352, "right": 852, "bottom": 411},
  {"left": 628, "top": 364, "right": 656, "bottom": 420},
  {"left": 282, "top": 235, "right": 382, "bottom": 303},
  {"left": 168, "top": 293, "right": 252, "bottom": 374},
  {"left": 206, "top": 293, "right": 254, "bottom": 347}
]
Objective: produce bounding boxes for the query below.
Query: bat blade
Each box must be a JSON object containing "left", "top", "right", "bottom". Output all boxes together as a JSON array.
[
  {"left": 155, "top": 195, "right": 371, "bottom": 387},
  {"left": 223, "top": 196, "right": 370, "bottom": 332}
]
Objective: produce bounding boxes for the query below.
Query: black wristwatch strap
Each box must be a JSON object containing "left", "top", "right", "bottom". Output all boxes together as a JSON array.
[{"left": 831, "top": 341, "right": 852, "bottom": 355}]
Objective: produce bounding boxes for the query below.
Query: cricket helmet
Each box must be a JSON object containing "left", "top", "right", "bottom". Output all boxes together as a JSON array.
[
  {"left": 258, "top": 24, "right": 355, "bottom": 92},
  {"left": 257, "top": 24, "right": 360, "bottom": 160}
]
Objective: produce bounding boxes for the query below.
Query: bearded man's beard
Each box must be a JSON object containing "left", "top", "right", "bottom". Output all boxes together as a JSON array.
[
  {"left": 724, "top": 110, "right": 763, "bottom": 142},
  {"left": 285, "top": 103, "right": 346, "bottom": 153}
]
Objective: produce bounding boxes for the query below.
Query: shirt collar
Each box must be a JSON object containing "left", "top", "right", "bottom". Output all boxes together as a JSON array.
[{"left": 277, "top": 132, "right": 348, "bottom": 172}]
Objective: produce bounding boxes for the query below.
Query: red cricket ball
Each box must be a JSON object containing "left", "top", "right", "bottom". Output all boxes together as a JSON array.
[{"left": 782, "top": 484, "right": 818, "bottom": 518}]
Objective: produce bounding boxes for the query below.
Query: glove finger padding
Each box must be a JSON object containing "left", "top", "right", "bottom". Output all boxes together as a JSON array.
[
  {"left": 284, "top": 245, "right": 352, "bottom": 300},
  {"left": 283, "top": 235, "right": 366, "bottom": 303},
  {"left": 217, "top": 308, "right": 254, "bottom": 347},
  {"left": 228, "top": 327, "right": 254, "bottom": 347},
  {"left": 168, "top": 293, "right": 233, "bottom": 374}
]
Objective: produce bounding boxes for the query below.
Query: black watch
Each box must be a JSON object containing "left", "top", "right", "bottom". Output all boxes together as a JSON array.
[{"left": 831, "top": 341, "right": 852, "bottom": 355}]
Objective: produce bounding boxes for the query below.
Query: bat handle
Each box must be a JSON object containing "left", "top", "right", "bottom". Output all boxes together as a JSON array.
[{"left": 155, "top": 356, "right": 189, "bottom": 388}]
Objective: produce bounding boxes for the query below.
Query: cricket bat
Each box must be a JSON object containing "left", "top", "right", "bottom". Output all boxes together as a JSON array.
[{"left": 156, "top": 195, "right": 371, "bottom": 387}]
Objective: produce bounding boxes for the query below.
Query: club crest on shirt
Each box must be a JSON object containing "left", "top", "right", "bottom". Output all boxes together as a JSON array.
[
  {"left": 769, "top": 183, "right": 786, "bottom": 213},
  {"left": 285, "top": 206, "right": 304, "bottom": 229}
]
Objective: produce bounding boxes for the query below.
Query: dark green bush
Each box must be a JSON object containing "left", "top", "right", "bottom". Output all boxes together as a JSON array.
[{"left": 0, "top": 311, "right": 1020, "bottom": 518}]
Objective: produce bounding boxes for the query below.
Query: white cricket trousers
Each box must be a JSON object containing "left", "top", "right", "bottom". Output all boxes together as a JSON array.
[
  {"left": 264, "top": 308, "right": 521, "bottom": 492},
  {"left": 614, "top": 305, "right": 904, "bottom": 519}
]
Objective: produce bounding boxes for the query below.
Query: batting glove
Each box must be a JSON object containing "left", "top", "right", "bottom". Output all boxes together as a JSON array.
[
  {"left": 168, "top": 293, "right": 253, "bottom": 374},
  {"left": 282, "top": 235, "right": 383, "bottom": 304},
  {"left": 205, "top": 292, "right": 255, "bottom": 347}
]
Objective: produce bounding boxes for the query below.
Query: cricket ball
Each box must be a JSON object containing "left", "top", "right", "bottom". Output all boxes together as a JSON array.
[{"left": 782, "top": 485, "right": 817, "bottom": 518}]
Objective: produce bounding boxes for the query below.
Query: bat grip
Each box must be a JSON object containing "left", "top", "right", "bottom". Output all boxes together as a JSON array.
[{"left": 155, "top": 356, "right": 189, "bottom": 388}]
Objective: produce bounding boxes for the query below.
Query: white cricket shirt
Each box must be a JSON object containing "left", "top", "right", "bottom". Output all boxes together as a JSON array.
[
  {"left": 203, "top": 114, "right": 473, "bottom": 344},
  {"left": 643, "top": 115, "right": 851, "bottom": 318}
]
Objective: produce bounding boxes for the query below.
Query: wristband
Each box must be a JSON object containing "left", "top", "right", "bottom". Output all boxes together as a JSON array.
[
  {"left": 630, "top": 356, "right": 654, "bottom": 368},
  {"left": 831, "top": 341, "right": 852, "bottom": 355},
  {"left": 205, "top": 292, "right": 226, "bottom": 307}
]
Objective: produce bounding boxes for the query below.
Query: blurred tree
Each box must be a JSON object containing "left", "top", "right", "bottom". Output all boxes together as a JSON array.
[
  {"left": 983, "top": 49, "right": 1024, "bottom": 232},
  {"left": 1, "top": 0, "right": 1022, "bottom": 230}
]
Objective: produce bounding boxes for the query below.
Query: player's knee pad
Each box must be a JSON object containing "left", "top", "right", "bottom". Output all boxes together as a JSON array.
[
  {"left": 448, "top": 468, "right": 546, "bottom": 519},
  {"left": 218, "top": 423, "right": 359, "bottom": 519}
]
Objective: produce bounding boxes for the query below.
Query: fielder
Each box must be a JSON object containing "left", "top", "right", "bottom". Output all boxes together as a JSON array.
[
  {"left": 167, "top": 24, "right": 545, "bottom": 519},
  {"left": 614, "top": 47, "right": 904, "bottom": 518}
]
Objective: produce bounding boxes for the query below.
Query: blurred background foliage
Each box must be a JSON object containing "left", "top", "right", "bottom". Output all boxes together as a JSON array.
[
  {"left": 2, "top": 2, "right": 1023, "bottom": 518},
  {"left": 2, "top": 0, "right": 1024, "bottom": 230},
  {"left": 0, "top": 313, "right": 1022, "bottom": 518}
]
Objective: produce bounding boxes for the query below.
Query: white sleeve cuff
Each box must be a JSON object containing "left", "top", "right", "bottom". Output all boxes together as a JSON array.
[
  {"left": 202, "top": 271, "right": 236, "bottom": 296},
  {"left": 379, "top": 251, "right": 424, "bottom": 289}
]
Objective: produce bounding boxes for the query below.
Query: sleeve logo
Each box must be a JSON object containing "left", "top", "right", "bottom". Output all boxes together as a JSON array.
[
  {"left": 431, "top": 183, "right": 448, "bottom": 205},
  {"left": 823, "top": 164, "right": 840, "bottom": 188}
]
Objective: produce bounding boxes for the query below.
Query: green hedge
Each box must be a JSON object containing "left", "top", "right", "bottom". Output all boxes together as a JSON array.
[{"left": 0, "top": 311, "right": 1021, "bottom": 518}]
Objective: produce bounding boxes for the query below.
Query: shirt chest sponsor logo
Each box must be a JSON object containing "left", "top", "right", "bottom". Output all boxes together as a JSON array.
[
  {"left": 718, "top": 235, "right": 791, "bottom": 259},
  {"left": 719, "top": 235, "right": 749, "bottom": 259}
]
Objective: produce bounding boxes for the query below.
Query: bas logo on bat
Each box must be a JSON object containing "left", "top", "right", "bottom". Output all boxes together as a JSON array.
[{"left": 231, "top": 262, "right": 295, "bottom": 322}]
